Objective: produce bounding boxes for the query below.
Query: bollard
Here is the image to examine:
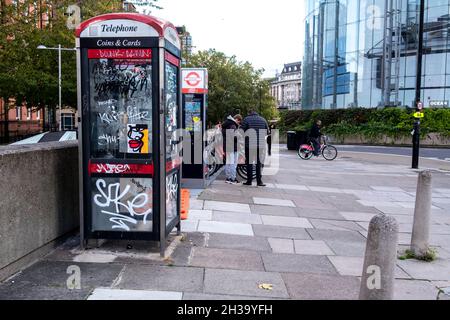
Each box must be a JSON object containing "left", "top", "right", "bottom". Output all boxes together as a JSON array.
[
  {"left": 360, "top": 214, "right": 399, "bottom": 300},
  {"left": 411, "top": 170, "right": 432, "bottom": 257}
]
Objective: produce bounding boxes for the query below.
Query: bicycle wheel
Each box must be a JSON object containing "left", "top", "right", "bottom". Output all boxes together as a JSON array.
[
  {"left": 237, "top": 164, "right": 257, "bottom": 180},
  {"left": 322, "top": 145, "right": 338, "bottom": 161},
  {"left": 298, "top": 146, "right": 313, "bottom": 160},
  {"left": 237, "top": 165, "right": 247, "bottom": 180}
]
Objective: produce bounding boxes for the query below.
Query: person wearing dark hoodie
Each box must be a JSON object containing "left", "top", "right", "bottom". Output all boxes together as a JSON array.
[{"left": 222, "top": 114, "right": 243, "bottom": 184}]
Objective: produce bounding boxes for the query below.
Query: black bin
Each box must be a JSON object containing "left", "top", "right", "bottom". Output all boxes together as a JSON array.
[{"left": 287, "top": 131, "right": 297, "bottom": 150}]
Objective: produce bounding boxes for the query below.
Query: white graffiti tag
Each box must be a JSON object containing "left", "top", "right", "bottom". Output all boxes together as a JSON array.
[
  {"left": 166, "top": 174, "right": 178, "bottom": 203},
  {"left": 96, "top": 164, "right": 131, "bottom": 174},
  {"left": 93, "top": 179, "right": 152, "bottom": 231}
]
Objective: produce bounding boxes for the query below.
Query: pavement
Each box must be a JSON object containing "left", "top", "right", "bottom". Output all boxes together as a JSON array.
[{"left": 1, "top": 145, "right": 449, "bottom": 300}]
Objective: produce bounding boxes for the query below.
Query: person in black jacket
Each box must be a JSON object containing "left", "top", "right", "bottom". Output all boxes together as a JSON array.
[
  {"left": 310, "top": 120, "right": 322, "bottom": 156},
  {"left": 222, "top": 114, "right": 242, "bottom": 184},
  {"left": 241, "top": 111, "right": 269, "bottom": 187}
]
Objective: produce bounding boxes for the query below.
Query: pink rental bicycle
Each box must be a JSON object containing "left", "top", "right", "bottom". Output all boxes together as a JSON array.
[{"left": 298, "top": 135, "right": 338, "bottom": 161}]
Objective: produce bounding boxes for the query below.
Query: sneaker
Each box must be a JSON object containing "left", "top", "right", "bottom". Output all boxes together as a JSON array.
[
  {"left": 225, "top": 178, "right": 232, "bottom": 184},
  {"left": 233, "top": 179, "right": 240, "bottom": 184},
  {"left": 257, "top": 183, "right": 267, "bottom": 187},
  {"left": 243, "top": 182, "right": 252, "bottom": 186}
]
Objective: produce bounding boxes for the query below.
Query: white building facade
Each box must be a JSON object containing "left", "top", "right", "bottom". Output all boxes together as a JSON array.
[{"left": 270, "top": 62, "right": 302, "bottom": 110}]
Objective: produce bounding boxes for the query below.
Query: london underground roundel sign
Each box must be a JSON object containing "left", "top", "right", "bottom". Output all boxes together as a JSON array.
[
  {"left": 182, "top": 68, "right": 208, "bottom": 94},
  {"left": 185, "top": 72, "right": 202, "bottom": 87}
]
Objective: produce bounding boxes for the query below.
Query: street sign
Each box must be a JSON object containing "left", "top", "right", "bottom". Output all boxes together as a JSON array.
[
  {"left": 414, "top": 112, "right": 425, "bottom": 118},
  {"left": 181, "top": 69, "right": 208, "bottom": 94}
]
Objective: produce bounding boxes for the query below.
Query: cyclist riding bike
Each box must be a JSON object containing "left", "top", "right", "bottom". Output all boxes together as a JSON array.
[{"left": 309, "top": 120, "right": 323, "bottom": 157}]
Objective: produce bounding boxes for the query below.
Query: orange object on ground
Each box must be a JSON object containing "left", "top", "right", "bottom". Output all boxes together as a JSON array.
[{"left": 180, "top": 189, "right": 190, "bottom": 220}]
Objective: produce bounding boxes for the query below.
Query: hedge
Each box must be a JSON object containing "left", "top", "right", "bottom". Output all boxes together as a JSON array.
[{"left": 278, "top": 108, "right": 450, "bottom": 139}]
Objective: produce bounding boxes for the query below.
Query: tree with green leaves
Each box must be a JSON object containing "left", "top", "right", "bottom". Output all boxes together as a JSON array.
[
  {"left": 186, "top": 49, "right": 278, "bottom": 125},
  {"left": 0, "top": 0, "right": 159, "bottom": 138}
]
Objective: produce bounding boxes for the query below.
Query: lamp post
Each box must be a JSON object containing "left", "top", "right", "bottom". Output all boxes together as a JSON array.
[
  {"left": 412, "top": 0, "right": 425, "bottom": 169},
  {"left": 37, "top": 44, "right": 76, "bottom": 131}
]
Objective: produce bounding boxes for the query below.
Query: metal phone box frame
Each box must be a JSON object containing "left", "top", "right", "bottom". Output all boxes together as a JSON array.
[
  {"left": 75, "top": 13, "right": 182, "bottom": 254},
  {"left": 181, "top": 68, "right": 209, "bottom": 187}
]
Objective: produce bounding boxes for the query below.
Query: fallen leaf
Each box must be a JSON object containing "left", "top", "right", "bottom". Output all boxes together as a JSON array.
[{"left": 258, "top": 283, "right": 273, "bottom": 291}]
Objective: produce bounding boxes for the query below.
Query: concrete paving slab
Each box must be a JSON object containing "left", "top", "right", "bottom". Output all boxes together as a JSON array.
[
  {"left": 328, "top": 256, "right": 411, "bottom": 279},
  {"left": 371, "top": 186, "right": 406, "bottom": 192},
  {"left": 294, "top": 240, "right": 335, "bottom": 256},
  {"left": 181, "top": 220, "right": 199, "bottom": 232},
  {"left": 394, "top": 280, "right": 440, "bottom": 300},
  {"left": 253, "top": 197, "right": 296, "bottom": 207},
  {"left": 309, "top": 219, "right": 365, "bottom": 232},
  {"left": 115, "top": 265, "right": 204, "bottom": 293},
  {"left": 268, "top": 238, "right": 295, "bottom": 254},
  {"left": 295, "top": 210, "right": 346, "bottom": 222},
  {"left": 275, "top": 184, "right": 308, "bottom": 191},
  {"left": 390, "top": 214, "right": 414, "bottom": 224},
  {"left": 308, "top": 186, "right": 344, "bottom": 193},
  {"left": 374, "top": 206, "right": 413, "bottom": 215},
  {"left": 203, "top": 269, "right": 289, "bottom": 298},
  {"left": 252, "top": 225, "right": 312, "bottom": 240},
  {"left": 182, "top": 292, "right": 275, "bottom": 300},
  {"left": 292, "top": 198, "right": 337, "bottom": 210},
  {"left": 325, "top": 240, "right": 367, "bottom": 257},
  {"left": 190, "top": 247, "right": 264, "bottom": 271},
  {"left": 0, "top": 261, "right": 124, "bottom": 300},
  {"left": 87, "top": 288, "right": 183, "bottom": 300},
  {"left": 356, "top": 222, "right": 370, "bottom": 231},
  {"left": 0, "top": 285, "right": 90, "bottom": 300},
  {"left": 357, "top": 200, "right": 401, "bottom": 208},
  {"left": 261, "top": 216, "right": 313, "bottom": 229},
  {"left": 397, "top": 258, "right": 450, "bottom": 281},
  {"left": 250, "top": 205, "right": 298, "bottom": 217},
  {"left": 282, "top": 272, "right": 360, "bottom": 300},
  {"left": 261, "top": 253, "right": 337, "bottom": 275},
  {"left": 204, "top": 201, "right": 251, "bottom": 213},
  {"left": 206, "top": 233, "right": 271, "bottom": 252},
  {"left": 190, "top": 199, "right": 204, "bottom": 210},
  {"left": 73, "top": 252, "right": 118, "bottom": 264},
  {"left": 212, "top": 211, "right": 263, "bottom": 225},
  {"left": 307, "top": 229, "right": 367, "bottom": 242},
  {"left": 340, "top": 212, "right": 377, "bottom": 222},
  {"left": 198, "top": 221, "right": 254, "bottom": 236},
  {"left": 187, "top": 210, "right": 213, "bottom": 221}
]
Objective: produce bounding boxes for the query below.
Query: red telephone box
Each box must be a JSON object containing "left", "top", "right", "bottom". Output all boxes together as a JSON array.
[{"left": 75, "top": 13, "right": 182, "bottom": 255}]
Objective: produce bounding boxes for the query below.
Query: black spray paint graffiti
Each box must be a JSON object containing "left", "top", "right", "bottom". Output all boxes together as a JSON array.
[{"left": 92, "top": 60, "right": 151, "bottom": 99}]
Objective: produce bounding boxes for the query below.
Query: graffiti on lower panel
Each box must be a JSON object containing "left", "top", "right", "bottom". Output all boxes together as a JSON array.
[{"left": 93, "top": 178, "right": 152, "bottom": 231}]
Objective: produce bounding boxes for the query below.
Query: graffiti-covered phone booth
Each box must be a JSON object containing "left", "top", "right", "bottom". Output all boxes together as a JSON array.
[
  {"left": 75, "top": 13, "right": 182, "bottom": 255},
  {"left": 181, "top": 68, "right": 209, "bottom": 188}
]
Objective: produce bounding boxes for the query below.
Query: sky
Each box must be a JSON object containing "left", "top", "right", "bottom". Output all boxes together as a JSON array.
[{"left": 137, "top": 0, "right": 305, "bottom": 78}]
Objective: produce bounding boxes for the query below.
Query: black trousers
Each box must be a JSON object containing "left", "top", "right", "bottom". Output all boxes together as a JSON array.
[{"left": 245, "top": 146, "right": 264, "bottom": 184}]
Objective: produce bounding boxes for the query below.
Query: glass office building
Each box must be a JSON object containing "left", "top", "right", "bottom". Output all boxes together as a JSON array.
[{"left": 302, "top": 0, "right": 450, "bottom": 109}]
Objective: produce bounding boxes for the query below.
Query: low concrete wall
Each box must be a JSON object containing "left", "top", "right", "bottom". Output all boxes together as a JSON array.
[
  {"left": 329, "top": 133, "right": 450, "bottom": 147},
  {"left": 280, "top": 132, "right": 450, "bottom": 147},
  {"left": 0, "top": 141, "right": 79, "bottom": 281}
]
